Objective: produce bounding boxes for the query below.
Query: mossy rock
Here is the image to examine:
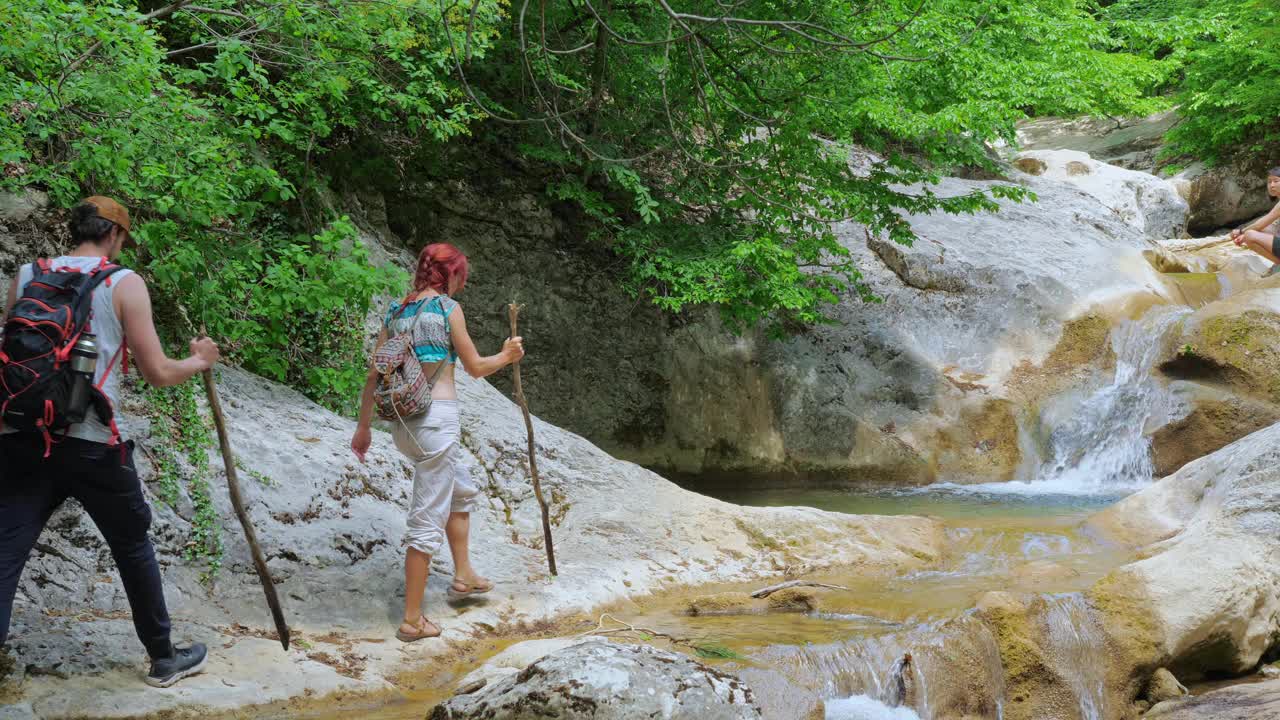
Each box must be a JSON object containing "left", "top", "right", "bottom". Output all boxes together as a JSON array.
[
  {"left": 1006, "top": 313, "right": 1116, "bottom": 404},
  {"left": 976, "top": 597, "right": 1077, "bottom": 720},
  {"left": 1014, "top": 157, "right": 1047, "bottom": 176},
  {"left": 686, "top": 592, "right": 759, "bottom": 616},
  {"left": 1198, "top": 311, "right": 1280, "bottom": 402},
  {"left": 929, "top": 398, "right": 1022, "bottom": 482},
  {"left": 765, "top": 588, "right": 819, "bottom": 613},
  {"left": 1085, "top": 572, "right": 1167, "bottom": 705},
  {"left": 1042, "top": 314, "right": 1116, "bottom": 375},
  {"left": 1149, "top": 388, "right": 1280, "bottom": 476},
  {"left": 1163, "top": 310, "right": 1280, "bottom": 404}
]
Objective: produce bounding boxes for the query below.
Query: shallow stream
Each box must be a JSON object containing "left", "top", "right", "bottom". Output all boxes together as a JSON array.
[
  {"left": 278, "top": 487, "right": 1136, "bottom": 720},
  {"left": 285, "top": 296, "right": 1202, "bottom": 719},
  {"left": 613, "top": 487, "right": 1135, "bottom": 719}
]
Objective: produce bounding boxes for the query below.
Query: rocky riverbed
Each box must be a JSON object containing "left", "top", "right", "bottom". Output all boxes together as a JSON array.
[
  {"left": 2, "top": 111, "right": 1279, "bottom": 719},
  {"left": 0, "top": 366, "right": 945, "bottom": 719}
]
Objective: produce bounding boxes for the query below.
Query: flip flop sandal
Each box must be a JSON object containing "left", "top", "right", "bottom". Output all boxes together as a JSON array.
[
  {"left": 1265, "top": 264, "right": 1280, "bottom": 278},
  {"left": 447, "top": 578, "right": 495, "bottom": 600},
  {"left": 396, "top": 615, "right": 442, "bottom": 643}
]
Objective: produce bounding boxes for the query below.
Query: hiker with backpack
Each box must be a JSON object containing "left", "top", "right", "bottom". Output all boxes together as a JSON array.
[
  {"left": 350, "top": 242, "right": 523, "bottom": 642},
  {"left": 0, "top": 197, "right": 219, "bottom": 687}
]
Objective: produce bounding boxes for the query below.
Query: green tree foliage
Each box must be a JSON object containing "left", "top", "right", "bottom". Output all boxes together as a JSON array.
[
  {"left": 1, "top": 0, "right": 1169, "bottom": 390},
  {"left": 0, "top": 0, "right": 467, "bottom": 411},
  {"left": 1164, "top": 1, "right": 1279, "bottom": 163},
  {"left": 449, "top": 0, "right": 1166, "bottom": 327},
  {"left": 1104, "top": 0, "right": 1277, "bottom": 165}
]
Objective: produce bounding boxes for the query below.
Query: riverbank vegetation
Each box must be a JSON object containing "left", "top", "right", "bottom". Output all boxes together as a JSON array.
[
  {"left": 0, "top": 0, "right": 1265, "bottom": 411},
  {"left": 1104, "top": 0, "right": 1277, "bottom": 164}
]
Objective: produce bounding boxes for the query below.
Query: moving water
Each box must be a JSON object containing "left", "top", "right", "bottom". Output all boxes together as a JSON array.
[
  {"left": 294, "top": 308, "right": 1184, "bottom": 720},
  {"left": 968, "top": 305, "right": 1190, "bottom": 495},
  {"left": 1042, "top": 594, "right": 1108, "bottom": 720},
  {"left": 776, "top": 615, "right": 1005, "bottom": 719},
  {"left": 825, "top": 695, "right": 923, "bottom": 720},
  {"left": 670, "top": 488, "right": 1134, "bottom": 720},
  {"left": 1034, "top": 306, "right": 1187, "bottom": 490}
]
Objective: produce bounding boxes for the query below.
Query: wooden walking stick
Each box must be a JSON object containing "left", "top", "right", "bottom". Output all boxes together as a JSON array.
[
  {"left": 199, "top": 330, "right": 291, "bottom": 651},
  {"left": 507, "top": 304, "right": 557, "bottom": 576}
]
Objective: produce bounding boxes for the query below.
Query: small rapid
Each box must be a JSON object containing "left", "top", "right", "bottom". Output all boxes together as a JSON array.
[
  {"left": 947, "top": 304, "right": 1189, "bottom": 496},
  {"left": 606, "top": 487, "right": 1132, "bottom": 720},
  {"left": 776, "top": 615, "right": 1005, "bottom": 720},
  {"left": 1043, "top": 594, "right": 1109, "bottom": 720},
  {"left": 1032, "top": 305, "right": 1188, "bottom": 491},
  {"left": 824, "top": 695, "right": 923, "bottom": 720}
]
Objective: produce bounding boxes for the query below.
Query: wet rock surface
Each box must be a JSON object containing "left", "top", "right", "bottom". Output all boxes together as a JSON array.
[
  {"left": 1087, "top": 421, "right": 1280, "bottom": 700},
  {"left": 428, "top": 641, "right": 762, "bottom": 720},
  {"left": 0, "top": 365, "right": 944, "bottom": 719},
  {"left": 1144, "top": 285, "right": 1280, "bottom": 472},
  {"left": 1149, "top": 381, "right": 1280, "bottom": 477},
  {"left": 334, "top": 154, "right": 1170, "bottom": 487},
  {"left": 1157, "top": 288, "right": 1280, "bottom": 402},
  {"left": 1013, "top": 148, "right": 1187, "bottom": 239},
  {"left": 1144, "top": 679, "right": 1280, "bottom": 719}
]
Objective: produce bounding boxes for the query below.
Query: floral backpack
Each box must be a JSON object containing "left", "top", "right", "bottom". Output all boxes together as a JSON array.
[{"left": 372, "top": 301, "right": 447, "bottom": 422}]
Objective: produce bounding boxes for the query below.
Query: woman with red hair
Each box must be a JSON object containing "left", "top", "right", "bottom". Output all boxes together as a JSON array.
[{"left": 350, "top": 243, "right": 523, "bottom": 642}]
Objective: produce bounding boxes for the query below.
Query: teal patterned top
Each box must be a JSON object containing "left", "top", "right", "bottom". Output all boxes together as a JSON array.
[{"left": 384, "top": 294, "right": 459, "bottom": 363}]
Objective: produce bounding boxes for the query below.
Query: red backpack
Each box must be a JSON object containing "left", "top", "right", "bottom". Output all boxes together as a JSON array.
[{"left": 0, "top": 258, "right": 128, "bottom": 455}]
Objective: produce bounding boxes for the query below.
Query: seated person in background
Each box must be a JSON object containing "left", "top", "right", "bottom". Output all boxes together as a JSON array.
[{"left": 1230, "top": 167, "right": 1280, "bottom": 276}]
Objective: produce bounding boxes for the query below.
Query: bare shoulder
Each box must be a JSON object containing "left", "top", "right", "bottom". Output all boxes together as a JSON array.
[
  {"left": 112, "top": 271, "right": 149, "bottom": 315},
  {"left": 115, "top": 271, "right": 147, "bottom": 293}
]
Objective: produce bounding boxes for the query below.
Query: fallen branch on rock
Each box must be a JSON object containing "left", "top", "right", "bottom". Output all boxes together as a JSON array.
[{"left": 750, "top": 580, "right": 849, "bottom": 599}]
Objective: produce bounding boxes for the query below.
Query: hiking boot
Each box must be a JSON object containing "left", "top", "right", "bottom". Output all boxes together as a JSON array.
[{"left": 145, "top": 643, "right": 207, "bottom": 688}]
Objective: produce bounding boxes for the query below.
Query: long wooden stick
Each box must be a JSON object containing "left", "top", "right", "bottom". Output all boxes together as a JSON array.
[
  {"left": 508, "top": 304, "right": 557, "bottom": 576},
  {"left": 201, "top": 367, "right": 291, "bottom": 650}
]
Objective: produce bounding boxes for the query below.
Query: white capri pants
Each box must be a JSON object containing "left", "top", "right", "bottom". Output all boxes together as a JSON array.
[{"left": 391, "top": 400, "right": 481, "bottom": 555}]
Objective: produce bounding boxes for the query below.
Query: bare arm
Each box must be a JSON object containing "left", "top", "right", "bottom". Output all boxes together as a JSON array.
[
  {"left": 114, "top": 274, "right": 219, "bottom": 387},
  {"left": 449, "top": 305, "right": 522, "bottom": 379},
  {"left": 1247, "top": 201, "right": 1280, "bottom": 233}
]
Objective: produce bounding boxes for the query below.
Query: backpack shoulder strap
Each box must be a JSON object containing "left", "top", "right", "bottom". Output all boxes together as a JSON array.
[
  {"left": 426, "top": 357, "right": 449, "bottom": 385},
  {"left": 82, "top": 265, "right": 127, "bottom": 292},
  {"left": 71, "top": 265, "right": 127, "bottom": 303},
  {"left": 63, "top": 266, "right": 129, "bottom": 338}
]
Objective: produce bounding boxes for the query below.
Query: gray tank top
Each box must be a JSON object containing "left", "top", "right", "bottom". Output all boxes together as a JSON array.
[{"left": 6, "top": 257, "right": 134, "bottom": 443}]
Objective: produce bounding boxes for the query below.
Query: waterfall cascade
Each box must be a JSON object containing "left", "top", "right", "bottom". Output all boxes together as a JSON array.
[
  {"left": 1028, "top": 305, "right": 1191, "bottom": 492},
  {"left": 808, "top": 303, "right": 1192, "bottom": 717}
]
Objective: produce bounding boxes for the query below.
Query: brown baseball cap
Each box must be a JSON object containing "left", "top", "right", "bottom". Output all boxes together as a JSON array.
[{"left": 82, "top": 196, "right": 134, "bottom": 245}]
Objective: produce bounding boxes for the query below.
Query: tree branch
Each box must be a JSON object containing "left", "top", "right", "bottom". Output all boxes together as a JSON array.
[{"left": 58, "top": 0, "right": 197, "bottom": 89}]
